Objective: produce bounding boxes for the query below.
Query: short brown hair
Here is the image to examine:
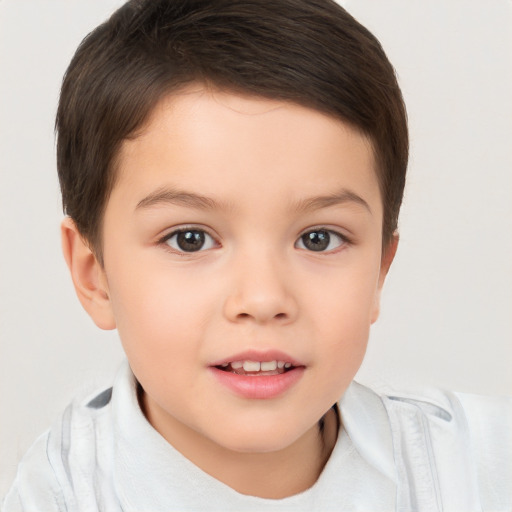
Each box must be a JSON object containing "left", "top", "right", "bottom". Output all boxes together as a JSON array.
[{"left": 56, "top": 0, "right": 408, "bottom": 262}]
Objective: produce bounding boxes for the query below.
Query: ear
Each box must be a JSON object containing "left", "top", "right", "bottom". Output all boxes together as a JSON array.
[
  {"left": 61, "top": 217, "right": 116, "bottom": 330},
  {"left": 371, "top": 233, "right": 399, "bottom": 324}
]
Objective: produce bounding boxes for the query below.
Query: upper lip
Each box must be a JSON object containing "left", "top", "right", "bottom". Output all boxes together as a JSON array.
[{"left": 210, "top": 349, "right": 305, "bottom": 367}]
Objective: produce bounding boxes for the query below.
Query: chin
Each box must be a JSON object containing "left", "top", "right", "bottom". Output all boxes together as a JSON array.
[
  {"left": 210, "top": 420, "right": 313, "bottom": 455},
  {"left": 222, "top": 438, "right": 295, "bottom": 455}
]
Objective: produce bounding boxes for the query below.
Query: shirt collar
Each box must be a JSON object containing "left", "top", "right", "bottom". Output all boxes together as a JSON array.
[{"left": 339, "top": 380, "right": 397, "bottom": 483}]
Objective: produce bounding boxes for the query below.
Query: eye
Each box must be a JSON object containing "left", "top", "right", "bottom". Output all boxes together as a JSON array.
[
  {"left": 295, "top": 229, "right": 347, "bottom": 252},
  {"left": 162, "top": 228, "right": 217, "bottom": 253}
]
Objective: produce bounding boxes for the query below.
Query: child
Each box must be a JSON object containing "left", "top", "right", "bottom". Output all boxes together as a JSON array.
[{"left": 3, "top": 0, "right": 511, "bottom": 510}]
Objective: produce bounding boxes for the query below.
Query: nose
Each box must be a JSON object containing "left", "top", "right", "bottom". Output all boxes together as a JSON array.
[{"left": 223, "top": 251, "right": 298, "bottom": 325}]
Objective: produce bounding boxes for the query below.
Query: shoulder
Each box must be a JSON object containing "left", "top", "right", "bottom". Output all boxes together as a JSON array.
[
  {"left": 2, "top": 385, "right": 117, "bottom": 512},
  {"left": 361, "top": 382, "right": 512, "bottom": 510},
  {"left": 2, "top": 431, "right": 66, "bottom": 512},
  {"left": 378, "top": 383, "right": 512, "bottom": 444},
  {"left": 454, "top": 391, "right": 512, "bottom": 509},
  {"left": 362, "top": 379, "right": 512, "bottom": 426}
]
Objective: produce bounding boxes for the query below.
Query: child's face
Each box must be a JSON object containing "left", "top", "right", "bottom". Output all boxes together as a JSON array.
[{"left": 95, "top": 85, "right": 393, "bottom": 456}]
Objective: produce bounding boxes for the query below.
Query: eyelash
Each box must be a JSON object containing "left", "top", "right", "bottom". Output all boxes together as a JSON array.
[
  {"left": 295, "top": 228, "right": 350, "bottom": 253},
  {"left": 157, "top": 226, "right": 351, "bottom": 255},
  {"left": 158, "top": 226, "right": 218, "bottom": 255}
]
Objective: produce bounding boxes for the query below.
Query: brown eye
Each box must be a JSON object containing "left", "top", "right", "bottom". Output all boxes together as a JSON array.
[
  {"left": 165, "top": 229, "right": 215, "bottom": 252},
  {"left": 296, "top": 229, "right": 346, "bottom": 252},
  {"left": 177, "top": 230, "right": 205, "bottom": 251}
]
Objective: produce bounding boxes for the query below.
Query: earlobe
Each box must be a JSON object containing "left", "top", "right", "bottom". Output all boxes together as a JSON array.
[
  {"left": 371, "top": 233, "right": 399, "bottom": 324},
  {"left": 61, "top": 217, "right": 116, "bottom": 330}
]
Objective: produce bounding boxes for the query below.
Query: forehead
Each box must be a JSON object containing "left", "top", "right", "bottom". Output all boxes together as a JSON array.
[{"left": 112, "top": 85, "right": 381, "bottom": 215}]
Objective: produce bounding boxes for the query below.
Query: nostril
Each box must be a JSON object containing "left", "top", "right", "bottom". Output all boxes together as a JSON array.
[{"left": 235, "top": 312, "right": 288, "bottom": 321}]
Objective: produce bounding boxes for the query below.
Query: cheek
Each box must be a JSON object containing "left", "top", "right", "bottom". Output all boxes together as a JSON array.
[
  {"left": 304, "top": 256, "right": 380, "bottom": 370},
  {"left": 107, "top": 260, "right": 216, "bottom": 364},
  {"left": 305, "top": 256, "right": 381, "bottom": 327}
]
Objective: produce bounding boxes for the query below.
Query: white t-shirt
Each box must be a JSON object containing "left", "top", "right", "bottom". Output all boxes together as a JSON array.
[{"left": 3, "top": 361, "right": 511, "bottom": 511}]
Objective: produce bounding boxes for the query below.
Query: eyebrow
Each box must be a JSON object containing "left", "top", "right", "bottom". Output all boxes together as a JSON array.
[
  {"left": 293, "top": 189, "right": 372, "bottom": 215},
  {"left": 135, "top": 186, "right": 371, "bottom": 215},
  {"left": 136, "top": 187, "right": 223, "bottom": 211}
]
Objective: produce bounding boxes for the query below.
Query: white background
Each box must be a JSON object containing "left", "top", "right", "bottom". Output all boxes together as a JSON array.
[{"left": 1, "top": 0, "right": 511, "bottom": 497}]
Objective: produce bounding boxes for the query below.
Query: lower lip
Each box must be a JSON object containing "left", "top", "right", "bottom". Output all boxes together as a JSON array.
[{"left": 209, "top": 367, "right": 305, "bottom": 399}]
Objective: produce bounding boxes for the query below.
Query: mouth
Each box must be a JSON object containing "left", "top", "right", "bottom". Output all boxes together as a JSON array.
[
  {"left": 215, "top": 359, "right": 297, "bottom": 376},
  {"left": 210, "top": 352, "right": 305, "bottom": 399}
]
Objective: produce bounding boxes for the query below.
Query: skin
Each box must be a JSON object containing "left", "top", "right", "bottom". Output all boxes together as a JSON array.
[{"left": 62, "top": 85, "right": 397, "bottom": 499}]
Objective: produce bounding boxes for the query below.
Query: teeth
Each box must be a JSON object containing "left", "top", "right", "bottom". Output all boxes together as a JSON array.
[
  {"left": 260, "top": 361, "right": 277, "bottom": 371},
  {"left": 223, "top": 360, "right": 292, "bottom": 372},
  {"left": 243, "top": 361, "right": 261, "bottom": 372}
]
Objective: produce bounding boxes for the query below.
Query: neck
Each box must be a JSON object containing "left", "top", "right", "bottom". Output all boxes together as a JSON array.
[
  {"left": 140, "top": 388, "right": 339, "bottom": 499},
  {"left": 205, "top": 408, "right": 339, "bottom": 499}
]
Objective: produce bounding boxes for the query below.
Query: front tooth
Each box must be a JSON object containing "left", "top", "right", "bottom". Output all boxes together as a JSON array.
[
  {"left": 243, "top": 361, "right": 261, "bottom": 372},
  {"left": 231, "top": 361, "right": 244, "bottom": 369},
  {"left": 261, "top": 361, "right": 277, "bottom": 371},
  {"left": 277, "top": 361, "right": 285, "bottom": 369}
]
